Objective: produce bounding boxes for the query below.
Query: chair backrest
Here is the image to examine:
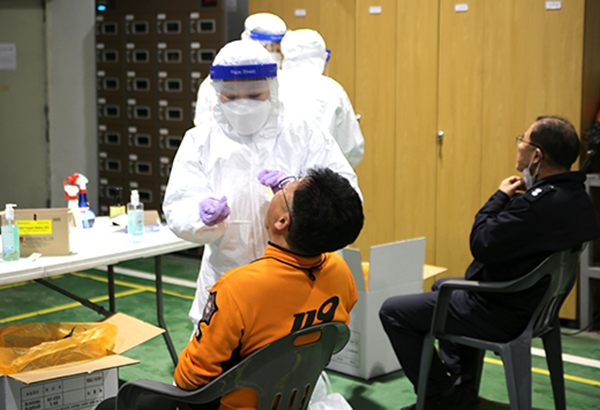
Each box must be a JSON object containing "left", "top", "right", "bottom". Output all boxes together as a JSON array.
[
  {"left": 221, "top": 321, "right": 350, "bottom": 409},
  {"left": 132, "top": 321, "right": 350, "bottom": 410},
  {"left": 526, "top": 246, "right": 582, "bottom": 338}
]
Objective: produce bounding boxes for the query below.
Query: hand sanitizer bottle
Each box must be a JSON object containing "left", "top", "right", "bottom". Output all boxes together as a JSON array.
[
  {"left": 127, "top": 190, "right": 144, "bottom": 242},
  {"left": 2, "top": 204, "right": 20, "bottom": 261}
]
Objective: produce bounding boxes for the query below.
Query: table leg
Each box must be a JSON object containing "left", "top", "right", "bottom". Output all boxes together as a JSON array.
[
  {"left": 108, "top": 265, "right": 116, "bottom": 313},
  {"left": 155, "top": 255, "right": 179, "bottom": 366},
  {"left": 34, "top": 279, "right": 112, "bottom": 317}
]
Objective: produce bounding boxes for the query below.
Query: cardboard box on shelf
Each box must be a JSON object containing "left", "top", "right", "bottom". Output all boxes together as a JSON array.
[
  {"left": 0, "top": 313, "right": 164, "bottom": 410},
  {"left": 329, "top": 237, "right": 446, "bottom": 380},
  {"left": 0, "top": 208, "right": 75, "bottom": 257}
]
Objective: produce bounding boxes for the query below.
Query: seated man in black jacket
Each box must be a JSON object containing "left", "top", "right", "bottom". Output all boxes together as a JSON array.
[{"left": 379, "top": 115, "right": 600, "bottom": 410}]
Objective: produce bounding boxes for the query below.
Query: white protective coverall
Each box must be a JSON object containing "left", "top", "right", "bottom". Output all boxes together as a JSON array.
[
  {"left": 163, "top": 40, "right": 362, "bottom": 326},
  {"left": 193, "top": 13, "right": 287, "bottom": 127},
  {"left": 279, "top": 29, "right": 365, "bottom": 168}
]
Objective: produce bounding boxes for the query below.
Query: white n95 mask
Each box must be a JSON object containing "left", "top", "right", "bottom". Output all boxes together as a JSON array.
[
  {"left": 522, "top": 153, "right": 542, "bottom": 190},
  {"left": 220, "top": 99, "right": 272, "bottom": 136},
  {"left": 270, "top": 52, "right": 282, "bottom": 69}
]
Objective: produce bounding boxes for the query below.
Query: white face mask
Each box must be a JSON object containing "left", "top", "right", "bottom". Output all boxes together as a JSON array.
[
  {"left": 219, "top": 99, "right": 272, "bottom": 135},
  {"left": 522, "top": 151, "right": 542, "bottom": 190},
  {"left": 269, "top": 52, "right": 282, "bottom": 69}
]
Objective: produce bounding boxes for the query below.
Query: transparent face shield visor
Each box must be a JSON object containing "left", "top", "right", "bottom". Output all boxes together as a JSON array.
[
  {"left": 249, "top": 30, "right": 284, "bottom": 67},
  {"left": 213, "top": 79, "right": 270, "bottom": 103}
]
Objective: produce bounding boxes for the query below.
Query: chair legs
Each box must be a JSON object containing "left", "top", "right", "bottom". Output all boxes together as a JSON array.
[
  {"left": 465, "top": 348, "right": 486, "bottom": 396},
  {"left": 542, "top": 319, "right": 567, "bottom": 410},
  {"left": 418, "top": 329, "right": 566, "bottom": 410},
  {"left": 499, "top": 338, "right": 532, "bottom": 410},
  {"left": 415, "top": 334, "right": 436, "bottom": 410}
]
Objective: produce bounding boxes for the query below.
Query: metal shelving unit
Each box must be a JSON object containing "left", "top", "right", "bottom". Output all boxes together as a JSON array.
[{"left": 580, "top": 173, "right": 600, "bottom": 329}]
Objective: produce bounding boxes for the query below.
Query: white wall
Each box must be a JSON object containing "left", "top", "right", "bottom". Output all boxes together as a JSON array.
[
  {"left": 0, "top": 0, "right": 97, "bottom": 211},
  {"left": 0, "top": 0, "right": 49, "bottom": 209},
  {"left": 47, "top": 0, "right": 97, "bottom": 210}
]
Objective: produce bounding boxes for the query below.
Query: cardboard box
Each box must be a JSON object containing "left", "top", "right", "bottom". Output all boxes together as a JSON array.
[
  {"left": 1, "top": 368, "right": 119, "bottom": 410},
  {"left": 328, "top": 238, "right": 427, "bottom": 380},
  {"left": 0, "top": 208, "right": 75, "bottom": 257},
  {"left": 0, "top": 313, "right": 164, "bottom": 410},
  {"left": 360, "top": 262, "right": 449, "bottom": 293}
]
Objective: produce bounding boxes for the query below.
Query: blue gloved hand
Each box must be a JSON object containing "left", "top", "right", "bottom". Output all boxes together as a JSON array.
[
  {"left": 258, "top": 169, "right": 288, "bottom": 194},
  {"left": 199, "top": 196, "right": 231, "bottom": 226}
]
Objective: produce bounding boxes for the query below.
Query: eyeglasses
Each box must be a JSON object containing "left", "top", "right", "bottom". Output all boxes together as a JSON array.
[
  {"left": 516, "top": 135, "right": 543, "bottom": 151},
  {"left": 277, "top": 176, "right": 298, "bottom": 191},
  {"left": 277, "top": 176, "right": 298, "bottom": 231}
]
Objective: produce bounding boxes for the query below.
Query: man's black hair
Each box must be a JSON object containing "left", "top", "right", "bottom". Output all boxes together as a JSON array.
[
  {"left": 288, "top": 168, "right": 364, "bottom": 255},
  {"left": 530, "top": 115, "right": 580, "bottom": 170}
]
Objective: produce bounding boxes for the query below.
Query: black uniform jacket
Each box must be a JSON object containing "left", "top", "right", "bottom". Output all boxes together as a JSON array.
[{"left": 464, "top": 171, "right": 600, "bottom": 315}]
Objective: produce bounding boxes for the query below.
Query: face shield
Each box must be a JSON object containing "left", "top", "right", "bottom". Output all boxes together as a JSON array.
[
  {"left": 323, "top": 49, "right": 331, "bottom": 76},
  {"left": 248, "top": 30, "right": 285, "bottom": 68},
  {"left": 211, "top": 62, "right": 278, "bottom": 136},
  {"left": 241, "top": 13, "right": 287, "bottom": 69}
]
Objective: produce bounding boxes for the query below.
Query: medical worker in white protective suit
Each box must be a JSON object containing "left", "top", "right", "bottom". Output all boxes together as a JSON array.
[
  {"left": 163, "top": 40, "right": 362, "bottom": 326},
  {"left": 193, "top": 13, "right": 287, "bottom": 126},
  {"left": 279, "top": 29, "right": 365, "bottom": 168}
]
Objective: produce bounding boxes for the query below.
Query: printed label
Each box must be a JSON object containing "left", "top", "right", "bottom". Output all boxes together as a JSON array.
[{"left": 17, "top": 220, "right": 53, "bottom": 235}]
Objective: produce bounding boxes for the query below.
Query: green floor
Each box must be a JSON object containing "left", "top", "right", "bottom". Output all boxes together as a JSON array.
[{"left": 1, "top": 254, "right": 599, "bottom": 409}]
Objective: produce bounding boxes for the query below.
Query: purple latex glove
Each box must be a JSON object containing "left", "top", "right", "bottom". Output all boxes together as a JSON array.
[
  {"left": 258, "top": 169, "right": 288, "bottom": 194},
  {"left": 199, "top": 196, "right": 231, "bottom": 226}
]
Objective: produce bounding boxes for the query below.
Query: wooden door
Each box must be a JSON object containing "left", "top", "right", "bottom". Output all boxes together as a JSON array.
[
  {"left": 481, "top": 0, "right": 586, "bottom": 203},
  {"left": 480, "top": 0, "right": 531, "bottom": 201},
  {"left": 394, "top": 0, "right": 439, "bottom": 264},
  {"left": 435, "top": 0, "right": 485, "bottom": 277},
  {"left": 248, "top": 0, "right": 284, "bottom": 18},
  {"left": 318, "top": 0, "right": 356, "bottom": 102},
  {"left": 524, "top": 0, "right": 585, "bottom": 128},
  {"left": 352, "top": 0, "right": 398, "bottom": 258},
  {"left": 281, "top": 0, "right": 320, "bottom": 31}
]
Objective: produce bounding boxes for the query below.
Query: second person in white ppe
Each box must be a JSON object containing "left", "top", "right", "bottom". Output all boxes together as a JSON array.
[
  {"left": 240, "top": 12, "right": 287, "bottom": 68},
  {"left": 193, "top": 13, "right": 287, "bottom": 127},
  {"left": 279, "top": 29, "right": 365, "bottom": 168},
  {"left": 163, "top": 40, "right": 362, "bottom": 327}
]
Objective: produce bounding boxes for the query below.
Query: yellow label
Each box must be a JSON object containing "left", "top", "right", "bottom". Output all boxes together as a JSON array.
[{"left": 16, "top": 220, "right": 53, "bottom": 235}]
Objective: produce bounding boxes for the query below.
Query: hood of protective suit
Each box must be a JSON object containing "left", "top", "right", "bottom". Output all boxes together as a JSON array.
[
  {"left": 241, "top": 13, "right": 287, "bottom": 43},
  {"left": 240, "top": 13, "right": 286, "bottom": 68},
  {"left": 281, "top": 29, "right": 327, "bottom": 75},
  {"left": 210, "top": 40, "right": 281, "bottom": 140}
]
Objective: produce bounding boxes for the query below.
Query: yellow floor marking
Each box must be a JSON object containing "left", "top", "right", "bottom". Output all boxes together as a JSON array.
[
  {"left": 484, "top": 357, "right": 600, "bottom": 387},
  {"left": 70, "top": 271, "right": 194, "bottom": 300},
  {"left": 0, "top": 271, "right": 194, "bottom": 324},
  {"left": 0, "top": 288, "right": 144, "bottom": 323}
]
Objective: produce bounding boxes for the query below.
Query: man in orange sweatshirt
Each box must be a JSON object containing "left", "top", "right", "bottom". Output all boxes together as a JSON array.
[{"left": 97, "top": 167, "right": 363, "bottom": 410}]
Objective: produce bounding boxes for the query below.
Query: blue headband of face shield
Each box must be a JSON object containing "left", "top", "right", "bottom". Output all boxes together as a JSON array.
[
  {"left": 249, "top": 30, "right": 285, "bottom": 42},
  {"left": 210, "top": 64, "right": 278, "bottom": 80}
]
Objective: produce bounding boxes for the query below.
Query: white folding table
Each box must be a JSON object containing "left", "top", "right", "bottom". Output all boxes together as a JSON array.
[{"left": 0, "top": 225, "right": 201, "bottom": 366}]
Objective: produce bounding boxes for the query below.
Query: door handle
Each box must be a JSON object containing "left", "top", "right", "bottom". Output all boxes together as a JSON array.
[{"left": 437, "top": 131, "right": 444, "bottom": 141}]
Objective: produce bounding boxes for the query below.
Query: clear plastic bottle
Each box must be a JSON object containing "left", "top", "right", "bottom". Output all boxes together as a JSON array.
[
  {"left": 127, "top": 190, "right": 144, "bottom": 243},
  {"left": 2, "top": 203, "right": 20, "bottom": 261}
]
